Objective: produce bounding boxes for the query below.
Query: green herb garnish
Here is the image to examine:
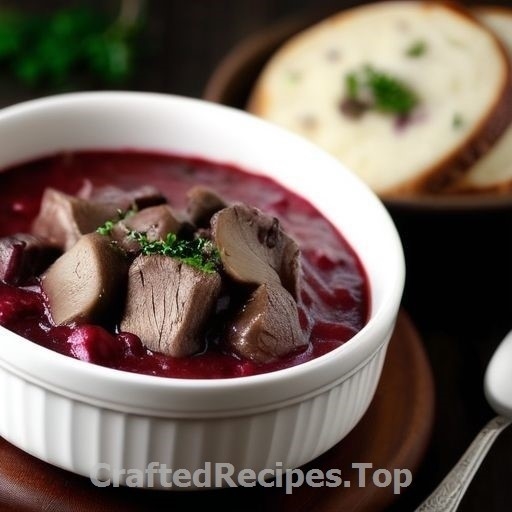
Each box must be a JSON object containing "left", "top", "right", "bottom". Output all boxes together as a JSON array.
[
  {"left": 96, "top": 220, "right": 116, "bottom": 236},
  {"left": 0, "top": 2, "right": 142, "bottom": 89},
  {"left": 367, "top": 67, "right": 418, "bottom": 114},
  {"left": 406, "top": 40, "right": 427, "bottom": 58},
  {"left": 129, "top": 231, "right": 221, "bottom": 274},
  {"left": 343, "top": 65, "right": 419, "bottom": 117},
  {"left": 96, "top": 208, "right": 135, "bottom": 236},
  {"left": 346, "top": 71, "right": 360, "bottom": 98},
  {"left": 452, "top": 113, "right": 464, "bottom": 130}
]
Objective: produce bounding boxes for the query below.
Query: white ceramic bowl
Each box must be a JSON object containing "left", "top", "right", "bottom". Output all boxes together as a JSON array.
[{"left": 0, "top": 92, "right": 404, "bottom": 490}]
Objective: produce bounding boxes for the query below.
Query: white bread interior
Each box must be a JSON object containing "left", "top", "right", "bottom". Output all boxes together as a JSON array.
[
  {"left": 452, "top": 8, "right": 512, "bottom": 193},
  {"left": 248, "top": 1, "right": 512, "bottom": 196}
]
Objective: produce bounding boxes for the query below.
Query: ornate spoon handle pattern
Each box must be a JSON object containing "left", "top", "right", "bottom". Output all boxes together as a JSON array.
[{"left": 416, "top": 416, "right": 511, "bottom": 512}]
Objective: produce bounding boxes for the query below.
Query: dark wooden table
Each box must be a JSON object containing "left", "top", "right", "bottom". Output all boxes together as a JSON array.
[{"left": 3, "top": 1, "right": 512, "bottom": 510}]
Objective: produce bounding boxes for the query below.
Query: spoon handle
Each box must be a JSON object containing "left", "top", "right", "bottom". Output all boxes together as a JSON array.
[{"left": 416, "top": 415, "right": 511, "bottom": 512}]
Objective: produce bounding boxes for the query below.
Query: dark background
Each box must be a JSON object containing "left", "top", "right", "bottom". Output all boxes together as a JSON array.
[
  {"left": 2, "top": 1, "right": 512, "bottom": 511},
  {"left": 3, "top": 0, "right": 510, "bottom": 100}
]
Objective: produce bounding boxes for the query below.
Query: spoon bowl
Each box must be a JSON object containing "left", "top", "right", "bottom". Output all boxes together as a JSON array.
[
  {"left": 485, "top": 330, "right": 512, "bottom": 419},
  {"left": 417, "top": 331, "right": 512, "bottom": 511}
]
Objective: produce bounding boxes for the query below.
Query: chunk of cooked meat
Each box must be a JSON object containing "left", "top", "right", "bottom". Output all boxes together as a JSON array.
[
  {"left": 120, "top": 255, "right": 221, "bottom": 357},
  {"left": 123, "top": 205, "right": 183, "bottom": 240},
  {"left": 110, "top": 204, "right": 186, "bottom": 254},
  {"left": 211, "top": 204, "right": 301, "bottom": 298},
  {"left": 40, "top": 233, "right": 129, "bottom": 325},
  {"left": 280, "top": 239, "right": 301, "bottom": 299},
  {"left": 186, "top": 186, "right": 227, "bottom": 227},
  {"left": 77, "top": 183, "right": 167, "bottom": 211},
  {"left": 226, "top": 283, "right": 306, "bottom": 363},
  {"left": 0, "top": 234, "right": 61, "bottom": 285},
  {"left": 31, "top": 188, "right": 121, "bottom": 250}
]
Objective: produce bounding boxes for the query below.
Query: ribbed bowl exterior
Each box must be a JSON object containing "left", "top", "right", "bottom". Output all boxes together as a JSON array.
[{"left": 0, "top": 340, "right": 388, "bottom": 489}]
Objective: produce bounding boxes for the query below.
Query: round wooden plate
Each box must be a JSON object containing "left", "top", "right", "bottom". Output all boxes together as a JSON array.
[{"left": 0, "top": 311, "right": 434, "bottom": 511}]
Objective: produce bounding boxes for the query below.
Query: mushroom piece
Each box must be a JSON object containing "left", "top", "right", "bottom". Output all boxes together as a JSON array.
[
  {"left": 0, "top": 234, "right": 61, "bottom": 285},
  {"left": 77, "top": 183, "right": 167, "bottom": 211},
  {"left": 186, "top": 186, "right": 227, "bottom": 227},
  {"left": 211, "top": 204, "right": 301, "bottom": 298},
  {"left": 120, "top": 255, "right": 221, "bottom": 357},
  {"left": 226, "top": 283, "right": 307, "bottom": 363},
  {"left": 31, "top": 188, "right": 122, "bottom": 250},
  {"left": 40, "top": 233, "right": 129, "bottom": 325}
]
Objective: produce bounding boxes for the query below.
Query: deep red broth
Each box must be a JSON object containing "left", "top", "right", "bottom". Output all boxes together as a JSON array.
[{"left": 0, "top": 151, "right": 370, "bottom": 379}]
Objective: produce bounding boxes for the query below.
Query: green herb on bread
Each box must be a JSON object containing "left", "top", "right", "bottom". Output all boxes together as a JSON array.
[
  {"left": 405, "top": 40, "right": 427, "bottom": 57},
  {"left": 452, "top": 113, "right": 464, "bottom": 130},
  {"left": 341, "top": 65, "right": 419, "bottom": 119}
]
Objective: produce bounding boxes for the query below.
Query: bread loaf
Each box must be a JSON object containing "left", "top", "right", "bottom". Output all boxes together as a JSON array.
[
  {"left": 450, "top": 7, "right": 512, "bottom": 193},
  {"left": 248, "top": 1, "right": 512, "bottom": 196}
]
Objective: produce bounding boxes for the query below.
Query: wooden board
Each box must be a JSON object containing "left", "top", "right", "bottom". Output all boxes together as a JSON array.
[{"left": 0, "top": 311, "right": 434, "bottom": 511}]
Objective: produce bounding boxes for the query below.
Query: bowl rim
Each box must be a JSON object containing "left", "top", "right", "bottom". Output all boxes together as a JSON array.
[{"left": 0, "top": 91, "right": 405, "bottom": 416}]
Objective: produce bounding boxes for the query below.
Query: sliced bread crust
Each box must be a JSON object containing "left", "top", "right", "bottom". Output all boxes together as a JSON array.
[
  {"left": 248, "top": 1, "right": 512, "bottom": 197},
  {"left": 450, "top": 7, "right": 512, "bottom": 193}
]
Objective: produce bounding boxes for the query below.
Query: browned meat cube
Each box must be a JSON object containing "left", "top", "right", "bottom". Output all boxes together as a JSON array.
[
  {"left": 31, "top": 188, "right": 121, "bottom": 250},
  {"left": 226, "top": 283, "right": 306, "bottom": 363},
  {"left": 120, "top": 255, "right": 221, "bottom": 357},
  {"left": 186, "top": 186, "right": 227, "bottom": 227},
  {"left": 41, "top": 233, "right": 129, "bottom": 325},
  {"left": 109, "top": 204, "right": 188, "bottom": 254},
  {"left": 78, "top": 183, "right": 166, "bottom": 211},
  {"left": 211, "top": 204, "right": 301, "bottom": 298}
]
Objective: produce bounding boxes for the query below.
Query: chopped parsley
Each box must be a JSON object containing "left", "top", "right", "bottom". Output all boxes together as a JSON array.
[
  {"left": 343, "top": 65, "right": 419, "bottom": 118},
  {"left": 346, "top": 72, "right": 359, "bottom": 98},
  {"left": 452, "top": 113, "right": 464, "bottom": 130},
  {"left": 96, "top": 220, "right": 116, "bottom": 236},
  {"left": 128, "top": 231, "right": 220, "bottom": 273},
  {"left": 406, "top": 40, "right": 427, "bottom": 58},
  {"left": 95, "top": 209, "right": 219, "bottom": 273},
  {"left": 96, "top": 208, "right": 135, "bottom": 236}
]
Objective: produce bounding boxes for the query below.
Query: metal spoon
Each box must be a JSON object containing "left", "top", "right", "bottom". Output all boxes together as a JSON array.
[{"left": 416, "top": 330, "right": 512, "bottom": 511}]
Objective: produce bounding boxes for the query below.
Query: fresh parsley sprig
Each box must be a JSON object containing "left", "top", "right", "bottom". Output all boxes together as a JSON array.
[
  {"left": 96, "top": 208, "right": 135, "bottom": 236},
  {"left": 96, "top": 220, "right": 116, "bottom": 236},
  {"left": 343, "top": 65, "right": 419, "bottom": 117}
]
